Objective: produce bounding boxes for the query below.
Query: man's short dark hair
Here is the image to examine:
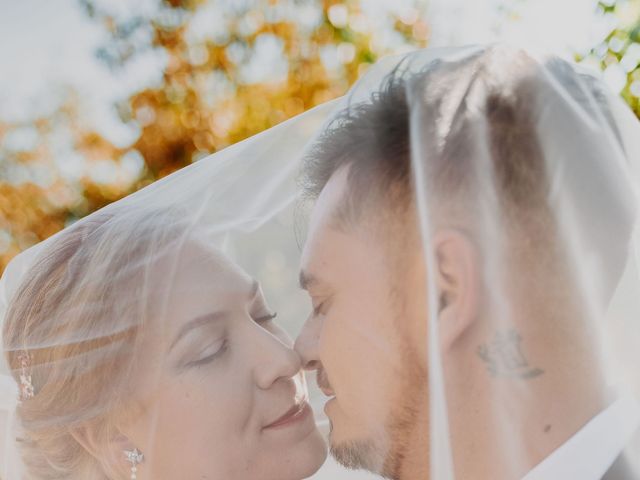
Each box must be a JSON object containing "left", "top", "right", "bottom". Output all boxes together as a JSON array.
[
  {"left": 300, "top": 61, "right": 412, "bottom": 228},
  {"left": 300, "top": 46, "right": 633, "bottom": 299},
  {"left": 300, "top": 46, "right": 625, "bottom": 233}
]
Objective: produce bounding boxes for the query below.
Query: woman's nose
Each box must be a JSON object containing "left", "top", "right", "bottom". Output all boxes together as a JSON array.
[{"left": 253, "top": 326, "right": 302, "bottom": 390}]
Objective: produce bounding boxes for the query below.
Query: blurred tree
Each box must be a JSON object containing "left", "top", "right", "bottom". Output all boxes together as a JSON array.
[
  {"left": 578, "top": 0, "right": 640, "bottom": 116},
  {"left": 5, "top": 0, "right": 639, "bottom": 274},
  {"left": 0, "top": 0, "right": 427, "bottom": 272},
  {"left": 0, "top": 96, "right": 126, "bottom": 269}
]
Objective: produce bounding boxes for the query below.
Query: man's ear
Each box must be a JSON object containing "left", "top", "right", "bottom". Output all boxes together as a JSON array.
[
  {"left": 433, "top": 229, "right": 480, "bottom": 352},
  {"left": 70, "top": 421, "right": 137, "bottom": 478}
]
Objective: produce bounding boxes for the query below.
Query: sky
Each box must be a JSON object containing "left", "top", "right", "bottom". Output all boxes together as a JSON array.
[
  {"left": 0, "top": 1, "right": 109, "bottom": 121},
  {"left": 426, "top": 0, "right": 607, "bottom": 52},
  {"left": 0, "top": 0, "right": 165, "bottom": 146},
  {"left": 0, "top": 0, "right": 615, "bottom": 146}
]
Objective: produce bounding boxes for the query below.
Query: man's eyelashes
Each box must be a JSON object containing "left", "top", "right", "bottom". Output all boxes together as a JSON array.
[{"left": 312, "top": 302, "right": 325, "bottom": 316}]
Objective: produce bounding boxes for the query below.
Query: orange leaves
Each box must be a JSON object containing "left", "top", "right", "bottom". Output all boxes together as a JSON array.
[
  {"left": 0, "top": 0, "right": 426, "bottom": 274},
  {"left": 0, "top": 182, "right": 68, "bottom": 266},
  {"left": 75, "top": 132, "right": 122, "bottom": 164}
]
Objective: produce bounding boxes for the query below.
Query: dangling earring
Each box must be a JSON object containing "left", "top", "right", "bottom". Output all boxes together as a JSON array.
[{"left": 124, "top": 448, "right": 144, "bottom": 480}]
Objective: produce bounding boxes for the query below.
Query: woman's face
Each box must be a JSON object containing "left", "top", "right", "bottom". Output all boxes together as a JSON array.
[{"left": 120, "top": 241, "right": 327, "bottom": 480}]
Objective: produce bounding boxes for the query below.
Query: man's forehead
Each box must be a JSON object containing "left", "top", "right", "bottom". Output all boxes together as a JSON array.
[
  {"left": 307, "top": 166, "right": 351, "bottom": 234},
  {"left": 300, "top": 168, "right": 351, "bottom": 279}
]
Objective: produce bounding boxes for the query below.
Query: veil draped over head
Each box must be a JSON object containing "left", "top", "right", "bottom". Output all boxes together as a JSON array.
[{"left": 1, "top": 44, "right": 640, "bottom": 480}]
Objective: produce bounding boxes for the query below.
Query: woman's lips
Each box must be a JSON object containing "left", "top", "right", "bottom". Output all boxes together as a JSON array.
[{"left": 263, "top": 401, "right": 311, "bottom": 430}]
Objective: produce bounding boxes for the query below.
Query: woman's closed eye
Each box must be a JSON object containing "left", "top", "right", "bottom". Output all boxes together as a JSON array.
[{"left": 188, "top": 338, "right": 228, "bottom": 368}]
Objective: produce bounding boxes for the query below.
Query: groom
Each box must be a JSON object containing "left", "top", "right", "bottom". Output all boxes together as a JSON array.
[{"left": 294, "top": 47, "right": 640, "bottom": 479}]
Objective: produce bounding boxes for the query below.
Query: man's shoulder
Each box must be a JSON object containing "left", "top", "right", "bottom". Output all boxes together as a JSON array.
[{"left": 602, "top": 454, "right": 639, "bottom": 480}]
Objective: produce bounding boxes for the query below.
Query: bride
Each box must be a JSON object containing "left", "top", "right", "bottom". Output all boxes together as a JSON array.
[{"left": 1, "top": 206, "right": 327, "bottom": 479}]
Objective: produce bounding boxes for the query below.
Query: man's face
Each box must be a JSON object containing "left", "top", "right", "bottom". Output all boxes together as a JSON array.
[{"left": 295, "top": 169, "right": 428, "bottom": 476}]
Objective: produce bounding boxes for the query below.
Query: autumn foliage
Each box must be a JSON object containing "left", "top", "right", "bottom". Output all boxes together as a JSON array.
[
  {"left": 0, "top": 0, "right": 427, "bottom": 273},
  {"left": 2, "top": 0, "right": 639, "bottom": 274}
]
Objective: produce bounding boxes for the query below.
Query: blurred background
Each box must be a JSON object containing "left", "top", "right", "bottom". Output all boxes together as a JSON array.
[{"left": 0, "top": 0, "right": 639, "bottom": 274}]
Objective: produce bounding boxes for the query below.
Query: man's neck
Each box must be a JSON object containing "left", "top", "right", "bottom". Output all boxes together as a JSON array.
[
  {"left": 448, "top": 325, "right": 610, "bottom": 480},
  {"left": 397, "top": 397, "right": 430, "bottom": 480}
]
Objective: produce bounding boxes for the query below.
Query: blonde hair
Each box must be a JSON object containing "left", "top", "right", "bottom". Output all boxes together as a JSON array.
[{"left": 3, "top": 206, "right": 192, "bottom": 479}]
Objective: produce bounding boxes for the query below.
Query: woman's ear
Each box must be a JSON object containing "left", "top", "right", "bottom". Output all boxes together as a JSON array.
[
  {"left": 70, "top": 421, "right": 137, "bottom": 479},
  {"left": 433, "top": 229, "right": 480, "bottom": 352}
]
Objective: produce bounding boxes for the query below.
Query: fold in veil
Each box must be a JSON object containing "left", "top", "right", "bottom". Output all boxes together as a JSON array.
[{"left": 0, "top": 44, "right": 639, "bottom": 479}]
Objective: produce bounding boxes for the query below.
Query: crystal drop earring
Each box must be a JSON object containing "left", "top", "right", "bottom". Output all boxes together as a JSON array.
[{"left": 124, "top": 448, "right": 144, "bottom": 480}]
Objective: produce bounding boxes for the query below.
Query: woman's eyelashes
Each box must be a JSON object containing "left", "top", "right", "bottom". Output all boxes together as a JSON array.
[
  {"left": 253, "top": 312, "right": 277, "bottom": 324},
  {"left": 184, "top": 310, "right": 276, "bottom": 369}
]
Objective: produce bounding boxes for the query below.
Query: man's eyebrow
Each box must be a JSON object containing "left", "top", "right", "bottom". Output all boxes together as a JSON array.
[
  {"left": 248, "top": 278, "right": 261, "bottom": 299},
  {"left": 169, "top": 311, "right": 228, "bottom": 353},
  {"left": 299, "top": 270, "right": 318, "bottom": 291}
]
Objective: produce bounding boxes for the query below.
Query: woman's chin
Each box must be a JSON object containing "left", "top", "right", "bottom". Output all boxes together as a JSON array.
[{"left": 286, "top": 428, "right": 329, "bottom": 479}]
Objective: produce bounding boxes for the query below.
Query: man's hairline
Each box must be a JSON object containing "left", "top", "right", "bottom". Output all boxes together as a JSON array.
[{"left": 320, "top": 164, "right": 414, "bottom": 235}]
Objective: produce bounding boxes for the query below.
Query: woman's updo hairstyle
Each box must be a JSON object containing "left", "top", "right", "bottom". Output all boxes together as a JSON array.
[{"left": 3, "top": 206, "right": 193, "bottom": 479}]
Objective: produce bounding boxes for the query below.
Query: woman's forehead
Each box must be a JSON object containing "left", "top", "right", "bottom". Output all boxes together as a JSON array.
[
  {"left": 138, "top": 243, "right": 256, "bottom": 348},
  {"left": 151, "top": 240, "right": 254, "bottom": 299}
]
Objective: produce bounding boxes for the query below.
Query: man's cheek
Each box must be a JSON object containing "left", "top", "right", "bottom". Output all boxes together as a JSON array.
[
  {"left": 318, "top": 312, "right": 343, "bottom": 355},
  {"left": 319, "top": 317, "right": 353, "bottom": 375}
]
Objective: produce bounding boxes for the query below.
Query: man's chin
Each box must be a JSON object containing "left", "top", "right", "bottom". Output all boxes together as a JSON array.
[
  {"left": 330, "top": 438, "right": 386, "bottom": 474},
  {"left": 324, "top": 402, "right": 400, "bottom": 477},
  {"left": 328, "top": 421, "right": 403, "bottom": 478},
  {"left": 327, "top": 417, "right": 404, "bottom": 479}
]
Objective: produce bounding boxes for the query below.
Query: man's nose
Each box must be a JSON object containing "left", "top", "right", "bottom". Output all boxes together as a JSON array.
[{"left": 294, "top": 315, "right": 322, "bottom": 371}]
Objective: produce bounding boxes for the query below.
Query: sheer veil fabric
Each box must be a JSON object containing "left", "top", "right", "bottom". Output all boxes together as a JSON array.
[{"left": 0, "top": 44, "right": 639, "bottom": 479}]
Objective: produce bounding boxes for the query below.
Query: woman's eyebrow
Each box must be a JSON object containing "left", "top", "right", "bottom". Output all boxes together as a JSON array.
[{"left": 169, "top": 311, "right": 229, "bottom": 352}]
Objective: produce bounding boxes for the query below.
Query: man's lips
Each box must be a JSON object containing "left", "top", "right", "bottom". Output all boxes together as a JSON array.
[
  {"left": 316, "top": 368, "right": 335, "bottom": 397},
  {"left": 263, "top": 401, "right": 310, "bottom": 429}
]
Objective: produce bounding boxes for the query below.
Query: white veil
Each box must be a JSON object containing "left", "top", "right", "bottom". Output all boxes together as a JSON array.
[{"left": 1, "top": 44, "right": 639, "bottom": 480}]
